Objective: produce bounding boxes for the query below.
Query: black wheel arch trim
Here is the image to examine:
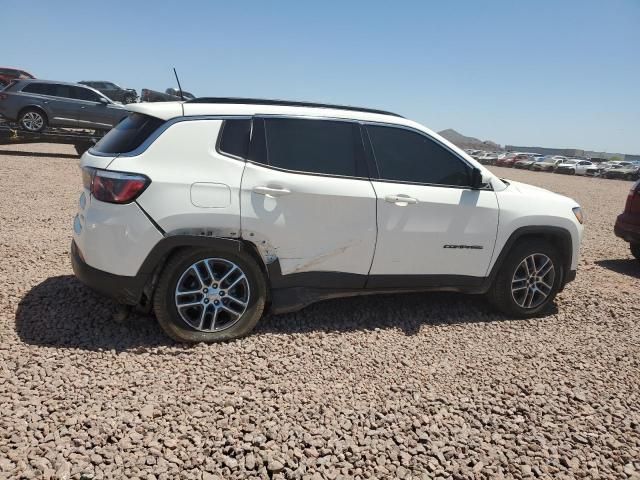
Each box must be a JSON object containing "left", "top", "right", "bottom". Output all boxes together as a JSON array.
[{"left": 487, "top": 225, "right": 574, "bottom": 287}]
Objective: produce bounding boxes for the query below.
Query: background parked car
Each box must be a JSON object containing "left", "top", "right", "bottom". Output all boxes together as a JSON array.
[
  {"left": 603, "top": 164, "right": 640, "bottom": 181},
  {"left": 79, "top": 81, "right": 138, "bottom": 104},
  {"left": 555, "top": 159, "right": 593, "bottom": 175},
  {"left": 0, "top": 67, "right": 35, "bottom": 87},
  {"left": 614, "top": 179, "right": 640, "bottom": 261},
  {"left": 497, "top": 153, "right": 532, "bottom": 168},
  {"left": 531, "top": 155, "right": 566, "bottom": 172},
  {"left": 0, "top": 79, "right": 128, "bottom": 132},
  {"left": 475, "top": 152, "right": 499, "bottom": 165},
  {"left": 140, "top": 88, "right": 196, "bottom": 102},
  {"left": 514, "top": 155, "right": 544, "bottom": 169}
]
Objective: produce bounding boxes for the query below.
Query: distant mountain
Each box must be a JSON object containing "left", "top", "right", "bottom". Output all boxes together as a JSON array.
[{"left": 438, "top": 129, "right": 502, "bottom": 151}]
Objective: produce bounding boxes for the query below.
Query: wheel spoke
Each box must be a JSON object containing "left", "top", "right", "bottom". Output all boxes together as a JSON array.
[
  {"left": 211, "top": 307, "right": 219, "bottom": 330},
  {"left": 197, "top": 305, "right": 207, "bottom": 330},
  {"left": 227, "top": 274, "right": 246, "bottom": 290},
  {"left": 226, "top": 294, "right": 247, "bottom": 307},
  {"left": 203, "top": 260, "right": 215, "bottom": 283},
  {"left": 190, "top": 265, "right": 206, "bottom": 289},
  {"left": 538, "top": 261, "right": 554, "bottom": 278},
  {"left": 177, "top": 301, "right": 202, "bottom": 308},
  {"left": 220, "top": 304, "right": 241, "bottom": 317},
  {"left": 176, "top": 289, "right": 202, "bottom": 297},
  {"left": 219, "top": 265, "right": 237, "bottom": 286}
]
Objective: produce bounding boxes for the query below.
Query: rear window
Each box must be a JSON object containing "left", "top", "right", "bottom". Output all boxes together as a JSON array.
[{"left": 93, "top": 113, "right": 165, "bottom": 154}]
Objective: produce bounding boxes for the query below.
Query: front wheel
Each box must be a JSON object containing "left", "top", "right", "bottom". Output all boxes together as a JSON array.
[
  {"left": 488, "top": 240, "right": 563, "bottom": 317},
  {"left": 153, "top": 247, "right": 267, "bottom": 343}
]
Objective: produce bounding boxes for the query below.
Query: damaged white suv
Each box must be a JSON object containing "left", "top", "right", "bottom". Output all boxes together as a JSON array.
[{"left": 72, "top": 98, "right": 584, "bottom": 342}]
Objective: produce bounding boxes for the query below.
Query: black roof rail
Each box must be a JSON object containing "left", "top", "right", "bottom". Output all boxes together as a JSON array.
[{"left": 186, "top": 97, "right": 403, "bottom": 118}]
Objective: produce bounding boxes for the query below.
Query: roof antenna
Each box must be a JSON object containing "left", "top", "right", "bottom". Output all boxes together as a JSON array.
[{"left": 173, "top": 67, "right": 185, "bottom": 101}]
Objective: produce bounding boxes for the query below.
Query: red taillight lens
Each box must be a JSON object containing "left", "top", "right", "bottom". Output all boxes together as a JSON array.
[
  {"left": 89, "top": 169, "right": 150, "bottom": 204},
  {"left": 0, "top": 93, "right": 8, "bottom": 100}
]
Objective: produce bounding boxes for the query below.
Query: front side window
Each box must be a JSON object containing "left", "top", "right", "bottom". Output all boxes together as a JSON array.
[
  {"left": 367, "top": 125, "right": 471, "bottom": 186},
  {"left": 72, "top": 86, "right": 103, "bottom": 102},
  {"left": 218, "top": 119, "right": 251, "bottom": 159},
  {"left": 263, "top": 118, "right": 364, "bottom": 177}
]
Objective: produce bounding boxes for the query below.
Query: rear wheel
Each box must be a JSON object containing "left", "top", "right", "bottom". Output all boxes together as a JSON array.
[
  {"left": 18, "top": 108, "right": 47, "bottom": 132},
  {"left": 488, "top": 240, "right": 563, "bottom": 317},
  {"left": 631, "top": 243, "right": 640, "bottom": 262},
  {"left": 153, "top": 247, "right": 267, "bottom": 343}
]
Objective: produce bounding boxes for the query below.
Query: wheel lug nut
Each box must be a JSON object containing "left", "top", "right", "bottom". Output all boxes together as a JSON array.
[
  {"left": 213, "top": 284, "right": 218, "bottom": 289},
  {"left": 214, "top": 300, "right": 220, "bottom": 305},
  {"left": 203, "top": 299, "right": 209, "bottom": 304},
  {"left": 219, "top": 291, "right": 225, "bottom": 296},
  {"left": 203, "top": 288, "right": 208, "bottom": 293}
]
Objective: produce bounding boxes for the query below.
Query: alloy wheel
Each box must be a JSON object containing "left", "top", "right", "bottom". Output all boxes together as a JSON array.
[
  {"left": 511, "top": 253, "right": 555, "bottom": 309},
  {"left": 21, "top": 112, "right": 44, "bottom": 131},
  {"left": 174, "top": 258, "right": 250, "bottom": 332}
]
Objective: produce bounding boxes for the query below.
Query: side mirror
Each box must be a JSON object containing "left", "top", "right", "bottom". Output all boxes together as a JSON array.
[
  {"left": 98, "top": 97, "right": 109, "bottom": 105},
  {"left": 470, "top": 167, "right": 488, "bottom": 189}
]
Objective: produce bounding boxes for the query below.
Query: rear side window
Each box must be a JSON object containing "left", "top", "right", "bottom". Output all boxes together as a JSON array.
[
  {"left": 367, "top": 125, "right": 471, "bottom": 186},
  {"left": 218, "top": 119, "right": 251, "bottom": 158},
  {"left": 263, "top": 118, "right": 364, "bottom": 177},
  {"left": 93, "top": 113, "right": 165, "bottom": 154},
  {"left": 22, "top": 83, "right": 55, "bottom": 95}
]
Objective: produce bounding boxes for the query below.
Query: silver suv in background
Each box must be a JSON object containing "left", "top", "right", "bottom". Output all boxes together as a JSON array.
[{"left": 0, "top": 79, "right": 128, "bottom": 132}]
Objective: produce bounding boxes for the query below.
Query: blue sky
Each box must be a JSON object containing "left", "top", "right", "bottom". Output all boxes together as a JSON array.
[{"left": 4, "top": 0, "right": 639, "bottom": 153}]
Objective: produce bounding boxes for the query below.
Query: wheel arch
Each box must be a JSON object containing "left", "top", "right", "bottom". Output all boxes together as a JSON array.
[
  {"left": 488, "top": 226, "right": 573, "bottom": 287},
  {"left": 18, "top": 104, "right": 49, "bottom": 122},
  {"left": 135, "top": 235, "right": 271, "bottom": 310}
]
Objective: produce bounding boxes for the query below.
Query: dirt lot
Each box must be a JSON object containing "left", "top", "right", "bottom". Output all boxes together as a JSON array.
[{"left": 1, "top": 144, "right": 639, "bottom": 480}]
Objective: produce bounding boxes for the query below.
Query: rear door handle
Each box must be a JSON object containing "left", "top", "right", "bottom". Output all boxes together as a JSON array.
[
  {"left": 385, "top": 194, "right": 418, "bottom": 205},
  {"left": 253, "top": 186, "right": 292, "bottom": 197}
]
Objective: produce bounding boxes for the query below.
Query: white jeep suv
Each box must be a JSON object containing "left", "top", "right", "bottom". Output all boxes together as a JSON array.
[{"left": 71, "top": 98, "right": 584, "bottom": 342}]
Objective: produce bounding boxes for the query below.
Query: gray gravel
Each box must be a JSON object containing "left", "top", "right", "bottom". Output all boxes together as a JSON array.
[{"left": 1, "top": 144, "right": 639, "bottom": 480}]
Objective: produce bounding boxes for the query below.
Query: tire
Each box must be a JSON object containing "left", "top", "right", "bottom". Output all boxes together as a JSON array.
[
  {"left": 153, "top": 246, "right": 267, "bottom": 343},
  {"left": 488, "top": 239, "right": 563, "bottom": 317},
  {"left": 631, "top": 243, "right": 640, "bottom": 262},
  {"left": 124, "top": 95, "right": 137, "bottom": 104},
  {"left": 18, "top": 108, "right": 47, "bottom": 132}
]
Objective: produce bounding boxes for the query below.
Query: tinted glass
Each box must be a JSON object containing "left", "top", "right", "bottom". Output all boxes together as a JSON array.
[
  {"left": 93, "top": 113, "right": 164, "bottom": 154},
  {"left": 218, "top": 119, "right": 251, "bottom": 158},
  {"left": 72, "top": 86, "right": 102, "bottom": 102},
  {"left": 52, "top": 84, "right": 73, "bottom": 98},
  {"left": 264, "top": 118, "right": 360, "bottom": 177},
  {"left": 367, "top": 125, "right": 471, "bottom": 186}
]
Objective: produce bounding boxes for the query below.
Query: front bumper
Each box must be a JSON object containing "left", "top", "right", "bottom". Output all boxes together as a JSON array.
[
  {"left": 71, "top": 240, "right": 148, "bottom": 305},
  {"left": 614, "top": 214, "right": 640, "bottom": 244}
]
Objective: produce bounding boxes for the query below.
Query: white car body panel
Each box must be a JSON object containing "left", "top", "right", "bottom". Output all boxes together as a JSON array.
[
  {"left": 369, "top": 182, "right": 499, "bottom": 277},
  {"left": 108, "top": 120, "right": 244, "bottom": 238},
  {"left": 72, "top": 189, "right": 163, "bottom": 276},
  {"left": 240, "top": 161, "right": 377, "bottom": 276}
]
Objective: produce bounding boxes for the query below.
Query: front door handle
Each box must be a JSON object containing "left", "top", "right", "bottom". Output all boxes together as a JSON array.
[
  {"left": 253, "top": 185, "right": 292, "bottom": 198},
  {"left": 385, "top": 194, "right": 418, "bottom": 206}
]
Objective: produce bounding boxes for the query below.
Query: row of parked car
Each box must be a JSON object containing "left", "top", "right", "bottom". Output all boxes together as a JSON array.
[
  {"left": 0, "top": 67, "right": 198, "bottom": 133},
  {"left": 466, "top": 149, "right": 640, "bottom": 181}
]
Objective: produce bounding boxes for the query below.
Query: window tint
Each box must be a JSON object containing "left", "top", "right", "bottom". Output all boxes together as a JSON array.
[
  {"left": 367, "top": 125, "right": 471, "bottom": 186},
  {"left": 52, "top": 84, "right": 73, "bottom": 99},
  {"left": 22, "top": 83, "right": 55, "bottom": 95},
  {"left": 218, "top": 119, "right": 251, "bottom": 158},
  {"left": 264, "top": 118, "right": 362, "bottom": 177},
  {"left": 93, "top": 113, "right": 164, "bottom": 154},
  {"left": 72, "top": 86, "right": 102, "bottom": 102}
]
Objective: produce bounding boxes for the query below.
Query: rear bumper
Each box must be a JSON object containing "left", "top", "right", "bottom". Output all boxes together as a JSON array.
[
  {"left": 614, "top": 214, "right": 640, "bottom": 244},
  {"left": 71, "top": 240, "right": 147, "bottom": 305}
]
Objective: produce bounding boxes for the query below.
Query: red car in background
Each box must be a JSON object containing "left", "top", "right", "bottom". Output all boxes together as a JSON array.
[
  {"left": 496, "top": 153, "right": 532, "bottom": 168},
  {"left": 614, "top": 180, "right": 640, "bottom": 262},
  {"left": 0, "top": 67, "right": 35, "bottom": 88}
]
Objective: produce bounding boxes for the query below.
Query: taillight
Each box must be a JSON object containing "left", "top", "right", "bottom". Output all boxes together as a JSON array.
[
  {"left": 83, "top": 168, "right": 150, "bottom": 204},
  {"left": 0, "top": 93, "right": 8, "bottom": 100}
]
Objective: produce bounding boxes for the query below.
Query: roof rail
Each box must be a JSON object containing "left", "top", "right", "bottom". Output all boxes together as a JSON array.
[{"left": 186, "top": 97, "right": 403, "bottom": 118}]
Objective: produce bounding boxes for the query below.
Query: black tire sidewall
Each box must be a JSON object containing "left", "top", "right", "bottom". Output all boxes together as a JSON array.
[
  {"left": 154, "top": 247, "right": 266, "bottom": 343},
  {"left": 491, "top": 240, "right": 563, "bottom": 317}
]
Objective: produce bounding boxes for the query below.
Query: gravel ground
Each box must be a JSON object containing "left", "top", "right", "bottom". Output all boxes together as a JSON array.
[{"left": 1, "top": 144, "right": 639, "bottom": 480}]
